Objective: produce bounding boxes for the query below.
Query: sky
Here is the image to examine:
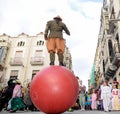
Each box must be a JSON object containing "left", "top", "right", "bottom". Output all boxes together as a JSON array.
[{"left": 0, "top": 0, "right": 103, "bottom": 87}]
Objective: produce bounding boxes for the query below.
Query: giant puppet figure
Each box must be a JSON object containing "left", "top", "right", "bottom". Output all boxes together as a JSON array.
[{"left": 44, "top": 16, "right": 70, "bottom": 66}]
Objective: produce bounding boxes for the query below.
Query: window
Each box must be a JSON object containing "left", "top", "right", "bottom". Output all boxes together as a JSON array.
[
  {"left": 15, "top": 51, "right": 23, "bottom": 57},
  {"left": 17, "top": 41, "right": 25, "bottom": 46},
  {"left": 111, "top": 8, "right": 115, "bottom": 19},
  {"left": 14, "top": 51, "right": 23, "bottom": 63},
  {"left": 101, "top": 51, "right": 104, "bottom": 56},
  {"left": 34, "top": 50, "right": 43, "bottom": 61},
  {"left": 10, "top": 70, "right": 18, "bottom": 79},
  {"left": 36, "top": 40, "right": 44, "bottom": 46},
  {"left": 103, "top": 60, "right": 105, "bottom": 76},
  {"left": 0, "top": 47, "right": 4, "bottom": 61},
  {"left": 115, "top": 34, "right": 120, "bottom": 53},
  {"left": 32, "top": 70, "right": 39, "bottom": 79},
  {"left": 108, "top": 39, "right": 114, "bottom": 62}
]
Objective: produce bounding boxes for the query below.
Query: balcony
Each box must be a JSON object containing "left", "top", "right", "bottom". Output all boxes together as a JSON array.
[
  {"left": 104, "top": 52, "right": 120, "bottom": 80},
  {"left": 112, "top": 53, "right": 120, "bottom": 67},
  {"left": 30, "top": 57, "right": 44, "bottom": 65},
  {"left": 105, "top": 64, "right": 117, "bottom": 79},
  {"left": 10, "top": 57, "right": 23, "bottom": 66}
]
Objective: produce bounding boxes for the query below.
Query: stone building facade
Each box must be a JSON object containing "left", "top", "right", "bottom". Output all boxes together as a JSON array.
[
  {"left": 94, "top": 0, "right": 120, "bottom": 88},
  {"left": 0, "top": 32, "right": 72, "bottom": 87}
]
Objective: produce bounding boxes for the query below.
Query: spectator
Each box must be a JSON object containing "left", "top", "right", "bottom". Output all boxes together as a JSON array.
[
  {"left": 100, "top": 80, "right": 111, "bottom": 112},
  {"left": 79, "top": 86, "right": 86, "bottom": 111},
  {"left": 91, "top": 89, "right": 97, "bottom": 110},
  {"left": 111, "top": 84, "right": 120, "bottom": 110},
  {"left": 10, "top": 80, "right": 25, "bottom": 113},
  {"left": 0, "top": 79, "right": 16, "bottom": 111},
  {"left": 85, "top": 89, "right": 92, "bottom": 110},
  {"left": 24, "top": 82, "right": 36, "bottom": 111}
]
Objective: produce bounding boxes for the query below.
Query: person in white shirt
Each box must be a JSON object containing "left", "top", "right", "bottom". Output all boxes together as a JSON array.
[{"left": 100, "top": 80, "right": 112, "bottom": 112}]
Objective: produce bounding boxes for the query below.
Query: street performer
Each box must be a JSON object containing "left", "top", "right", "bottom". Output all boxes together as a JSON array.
[{"left": 44, "top": 15, "right": 70, "bottom": 66}]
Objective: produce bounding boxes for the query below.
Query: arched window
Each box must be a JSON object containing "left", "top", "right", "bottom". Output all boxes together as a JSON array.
[
  {"left": 108, "top": 39, "right": 114, "bottom": 62},
  {"left": 115, "top": 34, "right": 120, "bottom": 53},
  {"left": 103, "top": 60, "right": 105, "bottom": 76}
]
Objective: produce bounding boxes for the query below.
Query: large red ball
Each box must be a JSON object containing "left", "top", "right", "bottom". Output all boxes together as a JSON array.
[{"left": 30, "top": 66, "right": 79, "bottom": 114}]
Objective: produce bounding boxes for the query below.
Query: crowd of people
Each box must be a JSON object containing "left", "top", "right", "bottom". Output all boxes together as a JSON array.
[
  {"left": 0, "top": 79, "right": 37, "bottom": 113},
  {"left": 70, "top": 80, "right": 120, "bottom": 112},
  {"left": 0, "top": 78, "right": 120, "bottom": 113}
]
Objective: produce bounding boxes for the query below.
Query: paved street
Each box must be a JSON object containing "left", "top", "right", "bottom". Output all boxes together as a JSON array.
[{"left": 1, "top": 110, "right": 120, "bottom": 114}]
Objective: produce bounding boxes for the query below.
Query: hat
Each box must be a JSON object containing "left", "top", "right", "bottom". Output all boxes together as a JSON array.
[
  {"left": 53, "top": 15, "right": 62, "bottom": 21},
  {"left": 13, "top": 80, "right": 16, "bottom": 83},
  {"left": 16, "top": 80, "right": 21, "bottom": 84}
]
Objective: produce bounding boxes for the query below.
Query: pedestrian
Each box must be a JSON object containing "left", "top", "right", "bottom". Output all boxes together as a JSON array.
[
  {"left": 24, "top": 82, "right": 36, "bottom": 111},
  {"left": 85, "top": 89, "right": 92, "bottom": 110},
  {"left": 111, "top": 84, "right": 120, "bottom": 110},
  {"left": 44, "top": 15, "right": 70, "bottom": 66},
  {"left": 10, "top": 80, "right": 25, "bottom": 113},
  {"left": 100, "top": 80, "right": 111, "bottom": 112},
  {"left": 0, "top": 79, "right": 16, "bottom": 111},
  {"left": 91, "top": 89, "right": 97, "bottom": 110},
  {"left": 79, "top": 86, "right": 86, "bottom": 111},
  {"left": 118, "top": 84, "right": 120, "bottom": 105}
]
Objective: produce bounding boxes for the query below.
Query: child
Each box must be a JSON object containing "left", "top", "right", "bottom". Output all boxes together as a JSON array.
[
  {"left": 85, "top": 90, "right": 92, "bottom": 110},
  {"left": 91, "top": 89, "right": 97, "bottom": 110}
]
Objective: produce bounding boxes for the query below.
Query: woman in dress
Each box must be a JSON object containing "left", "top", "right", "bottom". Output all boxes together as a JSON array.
[
  {"left": 10, "top": 80, "right": 25, "bottom": 112},
  {"left": 111, "top": 84, "right": 120, "bottom": 110},
  {"left": 91, "top": 89, "right": 97, "bottom": 110}
]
